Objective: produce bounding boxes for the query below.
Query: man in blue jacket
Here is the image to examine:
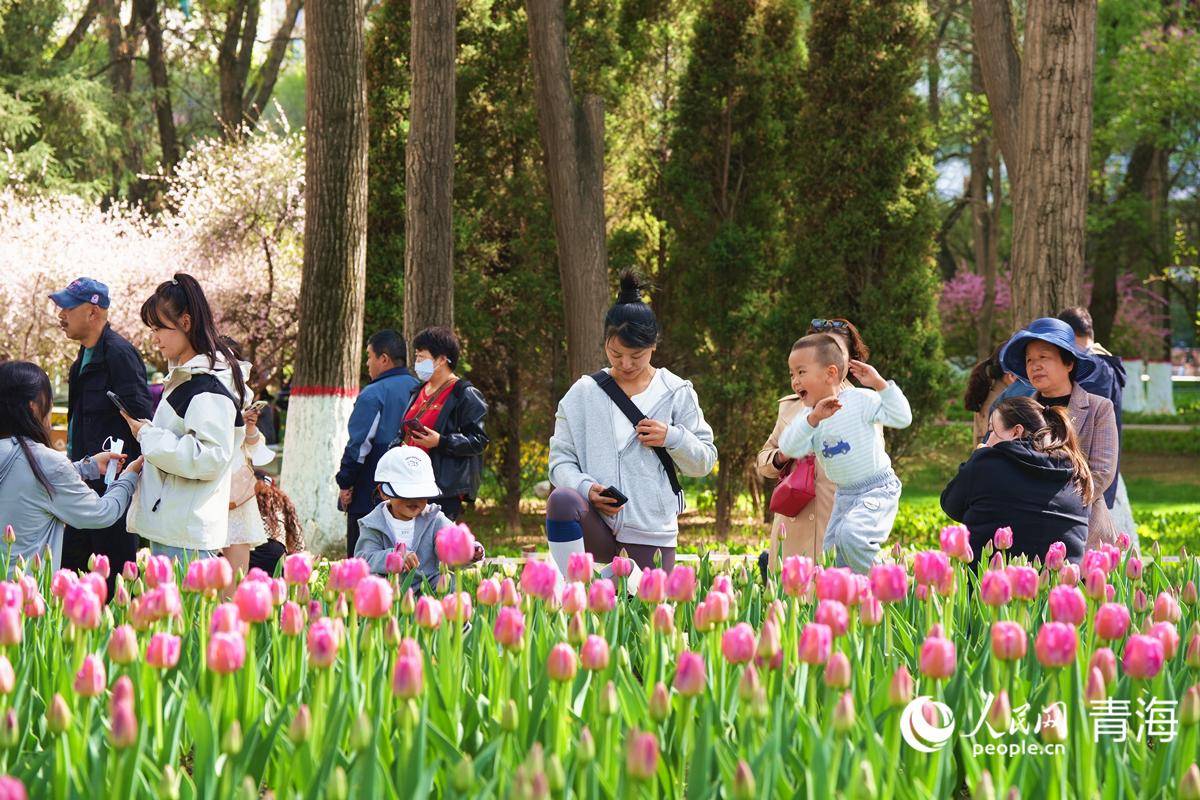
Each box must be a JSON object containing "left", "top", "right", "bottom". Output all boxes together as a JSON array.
[{"left": 336, "top": 330, "right": 419, "bottom": 557}]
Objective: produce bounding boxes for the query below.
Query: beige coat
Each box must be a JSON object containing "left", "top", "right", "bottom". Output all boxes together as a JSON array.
[
  {"left": 1058, "top": 382, "right": 1119, "bottom": 549},
  {"left": 756, "top": 395, "right": 836, "bottom": 568}
]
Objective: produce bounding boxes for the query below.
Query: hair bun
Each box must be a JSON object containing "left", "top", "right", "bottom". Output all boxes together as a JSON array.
[{"left": 616, "top": 270, "right": 645, "bottom": 305}]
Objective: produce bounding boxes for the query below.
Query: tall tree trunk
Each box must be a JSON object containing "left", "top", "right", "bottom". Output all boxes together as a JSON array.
[
  {"left": 280, "top": 0, "right": 369, "bottom": 554},
  {"left": 105, "top": 0, "right": 142, "bottom": 196},
  {"left": 218, "top": 0, "right": 250, "bottom": 131},
  {"left": 973, "top": 0, "right": 1096, "bottom": 323},
  {"left": 503, "top": 357, "right": 523, "bottom": 533},
  {"left": 134, "top": 0, "right": 180, "bottom": 169},
  {"left": 526, "top": 0, "right": 609, "bottom": 380},
  {"left": 404, "top": 0, "right": 456, "bottom": 343},
  {"left": 971, "top": 57, "right": 997, "bottom": 361},
  {"left": 245, "top": 0, "right": 305, "bottom": 126}
]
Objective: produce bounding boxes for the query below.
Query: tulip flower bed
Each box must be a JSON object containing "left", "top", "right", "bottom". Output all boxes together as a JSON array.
[{"left": 0, "top": 525, "right": 1198, "bottom": 800}]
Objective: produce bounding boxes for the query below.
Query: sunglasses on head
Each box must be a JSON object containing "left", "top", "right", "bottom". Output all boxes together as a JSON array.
[{"left": 811, "top": 318, "right": 849, "bottom": 332}]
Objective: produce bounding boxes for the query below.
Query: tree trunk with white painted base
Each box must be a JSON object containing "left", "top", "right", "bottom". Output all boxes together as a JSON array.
[{"left": 281, "top": 0, "right": 369, "bottom": 555}]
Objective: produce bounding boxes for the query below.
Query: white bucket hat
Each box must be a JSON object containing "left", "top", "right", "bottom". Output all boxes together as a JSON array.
[{"left": 374, "top": 445, "right": 441, "bottom": 499}]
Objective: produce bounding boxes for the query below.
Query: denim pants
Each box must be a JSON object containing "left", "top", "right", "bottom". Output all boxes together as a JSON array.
[
  {"left": 148, "top": 542, "right": 218, "bottom": 564},
  {"left": 824, "top": 468, "right": 902, "bottom": 574}
]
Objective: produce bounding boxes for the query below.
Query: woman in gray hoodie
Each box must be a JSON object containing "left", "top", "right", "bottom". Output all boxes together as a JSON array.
[
  {"left": 0, "top": 361, "right": 142, "bottom": 575},
  {"left": 545, "top": 272, "right": 717, "bottom": 573}
]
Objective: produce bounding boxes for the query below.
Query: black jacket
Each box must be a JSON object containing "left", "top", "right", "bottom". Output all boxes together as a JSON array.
[
  {"left": 389, "top": 379, "right": 488, "bottom": 500},
  {"left": 67, "top": 325, "right": 153, "bottom": 463},
  {"left": 940, "top": 439, "right": 1089, "bottom": 565}
]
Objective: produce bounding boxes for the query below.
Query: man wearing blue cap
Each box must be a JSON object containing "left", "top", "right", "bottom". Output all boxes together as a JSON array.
[{"left": 50, "top": 278, "right": 152, "bottom": 591}]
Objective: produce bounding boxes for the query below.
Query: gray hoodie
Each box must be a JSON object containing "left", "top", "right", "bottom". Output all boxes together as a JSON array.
[
  {"left": 0, "top": 438, "right": 138, "bottom": 574},
  {"left": 548, "top": 367, "right": 717, "bottom": 548},
  {"left": 354, "top": 501, "right": 455, "bottom": 586}
]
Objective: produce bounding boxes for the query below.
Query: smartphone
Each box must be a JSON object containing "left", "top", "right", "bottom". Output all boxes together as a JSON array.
[
  {"left": 599, "top": 485, "right": 629, "bottom": 507},
  {"left": 249, "top": 400, "right": 269, "bottom": 412},
  {"left": 106, "top": 391, "right": 133, "bottom": 417}
]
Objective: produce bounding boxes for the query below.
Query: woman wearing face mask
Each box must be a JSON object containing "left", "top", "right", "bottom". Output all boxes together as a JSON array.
[
  {"left": 389, "top": 326, "right": 488, "bottom": 521},
  {"left": 940, "top": 396, "right": 1093, "bottom": 565},
  {"left": 998, "top": 318, "right": 1119, "bottom": 549},
  {"left": 122, "top": 273, "right": 248, "bottom": 563},
  {"left": 0, "top": 361, "right": 143, "bottom": 576},
  {"left": 545, "top": 271, "right": 718, "bottom": 574}
]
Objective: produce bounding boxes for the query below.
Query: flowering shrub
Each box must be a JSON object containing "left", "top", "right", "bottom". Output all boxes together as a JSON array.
[
  {"left": 0, "top": 125, "right": 303, "bottom": 386},
  {"left": 0, "top": 524, "right": 1197, "bottom": 797}
]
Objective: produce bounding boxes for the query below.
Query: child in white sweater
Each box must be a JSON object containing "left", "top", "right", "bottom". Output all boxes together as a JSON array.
[{"left": 779, "top": 334, "right": 912, "bottom": 572}]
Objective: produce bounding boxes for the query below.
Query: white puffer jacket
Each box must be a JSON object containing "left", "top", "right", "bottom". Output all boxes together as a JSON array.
[{"left": 127, "top": 353, "right": 247, "bottom": 551}]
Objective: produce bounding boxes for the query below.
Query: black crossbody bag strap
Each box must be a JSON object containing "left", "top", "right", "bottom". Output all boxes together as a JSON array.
[{"left": 590, "top": 370, "right": 684, "bottom": 506}]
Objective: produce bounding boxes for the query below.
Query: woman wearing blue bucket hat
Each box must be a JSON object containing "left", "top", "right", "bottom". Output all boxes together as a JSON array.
[{"left": 998, "top": 318, "right": 1119, "bottom": 551}]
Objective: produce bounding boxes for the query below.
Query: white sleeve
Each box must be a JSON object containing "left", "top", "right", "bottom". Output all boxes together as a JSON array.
[
  {"left": 869, "top": 382, "right": 913, "bottom": 429},
  {"left": 138, "top": 393, "right": 236, "bottom": 481},
  {"left": 779, "top": 410, "right": 817, "bottom": 458}
]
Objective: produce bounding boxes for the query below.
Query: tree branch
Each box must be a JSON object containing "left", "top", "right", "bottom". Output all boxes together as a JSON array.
[
  {"left": 244, "top": 0, "right": 304, "bottom": 125},
  {"left": 54, "top": 0, "right": 102, "bottom": 61},
  {"left": 971, "top": 0, "right": 1022, "bottom": 178}
]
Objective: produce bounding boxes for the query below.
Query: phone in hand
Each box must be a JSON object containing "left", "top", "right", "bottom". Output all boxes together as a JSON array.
[
  {"left": 106, "top": 391, "right": 133, "bottom": 417},
  {"left": 249, "top": 399, "right": 269, "bottom": 412},
  {"left": 599, "top": 485, "right": 629, "bottom": 507},
  {"left": 402, "top": 418, "right": 430, "bottom": 437}
]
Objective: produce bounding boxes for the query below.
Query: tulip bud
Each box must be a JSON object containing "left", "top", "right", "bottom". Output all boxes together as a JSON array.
[
  {"left": 237, "top": 777, "right": 257, "bottom": 800},
  {"left": 1184, "top": 581, "right": 1199, "bottom": 607},
  {"left": 400, "top": 588, "right": 416, "bottom": 616},
  {"left": 546, "top": 754, "right": 566, "bottom": 793},
  {"left": 2, "top": 525, "right": 14, "bottom": 544},
  {"left": 738, "top": 663, "right": 761, "bottom": 703},
  {"left": 221, "top": 720, "right": 243, "bottom": 755},
  {"left": 626, "top": 730, "right": 659, "bottom": 781},
  {"left": 0, "top": 656, "right": 13, "bottom": 696},
  {"left": 889, "top": 665, "right": 915, "bottom": 707},
  {"left": 350, "top": 713, "right": 372, "bottom": 752},
  {"left": 289, "top": 705, "right": 312, "bottom": 743},
  {"left": 832, "top": 691, "right": 856, "bottom": 733},
  {"left": 859, "top": 760, "right": 878, "bottom": 798},
  {"left": 452, "top": 755, "right": 475, "bottom": 793},
  {"left": 649, "top": 682, "right": 671, "bottom": 722},
  {"left": 987, "top": 691, "right": 1012, "bottom": 733},
  {"left": 1134, "top": 589, "right": 1148, "bottom": 614},
  {"left": 1179, "top": 684, "right": 1200, "bottom": 727},
  {"left": 1039, "top": 704, "right": 1067, "bottom": 744},
  {"left": 46, "top": 693, "right": 72, "bottom": 734},
  {"left": 824, "top": 651, "right": 851, "bottom": 689},
  {"left": 975, "top": 770, "right": 997, "bottom": 800},
  {"left": 567, "top": 612, "right": 587, "bottom": 646},
  {"left": 600, "top": 681, "right": 620, "bottom": 717},
  {"left": 1181, "top": 764, "right": 1200, "bottom": 800},
  {"left": 159, "top": 766, "right": 180, "bottom": 800},
  {"left": 501, "top": 699, "right": 519, "bottom": 731},
  {"left": 732, "top": 760, "right": 756, "bottom": 800},
  {"left": 1085, "top": 666, "right": 1108, "bottom": 704},
  {"left": 751, "top": 685, "right": 769, "bottom": 720},
  {"left": 329, "top": 767, "right": 348, "bottom": 800},
  {"left": 578, "top": 727, "right": 596, "bottom": 764},
  {"left": 0, "top": 708, "right": 17, "bottom": 748}
]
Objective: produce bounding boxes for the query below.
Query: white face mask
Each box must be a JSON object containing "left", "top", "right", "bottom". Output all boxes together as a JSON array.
[{"left": 414, "top": 358, "right": 436, "bottom": 382}]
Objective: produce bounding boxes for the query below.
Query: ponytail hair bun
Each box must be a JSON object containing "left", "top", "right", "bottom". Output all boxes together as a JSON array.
[{"left": 604, "top": 270, "right": 659, "bottom": 348}]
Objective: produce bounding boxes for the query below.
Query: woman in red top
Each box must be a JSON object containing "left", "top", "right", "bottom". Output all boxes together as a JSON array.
[{"left": 393, "top": 327, "right": 488, "bottom": 521}]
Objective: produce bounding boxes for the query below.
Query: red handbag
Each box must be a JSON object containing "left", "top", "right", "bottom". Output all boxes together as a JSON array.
[{"left": 769, "top": 454, "right": 817, "bottom": 517}]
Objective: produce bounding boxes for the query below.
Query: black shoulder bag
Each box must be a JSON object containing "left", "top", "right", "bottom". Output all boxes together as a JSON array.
[{"left": 589, "top": 370, "right": 685, "bottom": 513}]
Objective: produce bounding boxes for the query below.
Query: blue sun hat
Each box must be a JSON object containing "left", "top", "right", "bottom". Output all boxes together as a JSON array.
[{"left": 999, "top": 317, "right": 1097, "bottom": 383}]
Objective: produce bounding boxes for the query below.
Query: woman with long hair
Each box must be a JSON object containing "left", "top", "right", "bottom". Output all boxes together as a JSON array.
[
  {"left": 0, "top": 361, "right": 142, "bottom": 575},
  {"left": 963, "top": 343, "right": 1015, "bottom": 445},
  {"left": 123, "top": 273, "right": 248, "bottom": 563},
  {"left": 941, "top": 395, "right": 1094, "bottom": 564}
]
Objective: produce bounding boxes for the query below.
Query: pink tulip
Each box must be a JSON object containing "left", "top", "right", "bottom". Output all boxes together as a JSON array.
[
  {"left": 1134, "top": 589, "right": 1149, "bottom": 613},
  {"left": 859, "top": 596, "right": 884, "bottom": 627},
  {"left": 203, "top": 557, "right": 234, "bottom": 592},
  {"left": 283, "top": 553, "right": 314, "bottom": 585},
  {"left": 327, "top": 558, "right": 369, "bottom": 593},
  {"left": 711, "top": 574, "right": 735, "bottom": 598},
  {"left": 588, "top": 579, "right": 616, "bottom": 613},
  {"left": 1122, "top": 634, "right": 1165, "bottom": 679},
  {"left": 392, "top": 652, "right": 424, "bottom": 699},
  {"left": 385, "top": 550, "right": 407, "bottom": 575},
  {"left": 832, "top": 691, "right": 856, "bottom": 733},
  {"left": 50, "top": 569, "right": 77, "bottom": 599},
  {"left": 1005, "top": 566, "right": 1039, "bottom": 601},
  {"left": 15, "top": 577, "right": 34, "bottom": 604},
  {"left": 1182, "top": 581, "right": 1198, "bottom": 606},
  {"left": 815, "top": 600, "right": 849, "bottom": 637},
  {"left": 496, "top": 578, "right": 519, "bottom": 607},
  {"left": 816, "top": 567, "right": 857, "bottom": 605},
  {"left": 652, "top": 604, "right": 675, "bottom": 634},
  {"left": 1125, "top": 557, "right": 1144, "bottom": 582},
  {"left": 991, "top": 621, "right": 1027, "bottom": 661},
  {"left": 547, "top": 643, "right": 578, "bottom": 682},
  {"left": 797, "top": 623, "right": 833, "bottom": 665},
  {"left": 280, "top": 601, "right": 304, "bottom": 636},
  {"left": 519, "top": 559, "right": 559, "bottom": 601},
  {"left": 979, "top": 570, "right": 1011, "bottom": 606},
  {"left": 210, "top": 602, "right": 245, "bottom": 635},
  {"left": 63, "top": 583, "right": 101, "bottom": 630},
  {"left": 306, "top": 618, "right": 341, "bottom": 668},
  {"left": 233, "top": 580, "right": 273, "bottom": 623},
  {"left": 889, "top": 665, "right": 915, "bottom": 706},
  {"left": 581, "top": 635, "right": 611, "bottom": 672},
  {"left": 672, "top": 650, "right": 706, "bottom": 696},
  {"left": 869, "top": 564, "right": 908, "bottom": 604},
  {"left": 610, "top": 556, "right": 633, "bottom": 578},
  {"left": 705, "top": 590, "right": 731, "bottom": 624},
  {"left": 756, "top": 618, "right": 782, "bottom": 662},
  {"left": 1048, "top": 585, "right": 1087, "bottom": 625},
  {"left": 73, "top": 654, "right": 106, "bottom": 697},
  {"left": 561, "top": 582, "right": 587, "bottom": 616},
  {"left": 0, "top": 608, "right": 21, "bottom": 647},
  {"left": 692, "top": 601, "right": 712, "bottom": 633},
  {"left": 414, "top": 595, "right": 443, "bottom": 629},
  {"left": 442, "top": 592, "right": 473, "bottom": 623},
  {"left": 108, "top": 625, "right": 138, "bottom": 665},
  {"left": 22, "top": 594, "right": 45, "bottom": 619},
  {"left": 913, "top": 551, "right": 951, "bottom": 589},
  {"left": 147, "top": 583, "right": 182, "bottom": 619},
  {"left": 637, "top": 569, "right": 668, "bottom": 604},
  {"left": 626, "top": 730, "right": 659, "bottom": 781},
  {"left": 992, "top": 526, "right": 1013, "bottom": 551},
  {"left": 183, "top": 561, "right": 205, "bottom": 593},
  {"left": 494, "top": 606, "right": 526, "bottom": 652},
  {"left": 1045, "top": 541, "right": 1067, "bottom": 571},
  {"left": 1147, "top": 621, "right": 1180, "bottom": 660},
  {"left": 108, "top": 678, "right": 137, "bottom": 748},
  {"left": 476, "top": 578, "right": 501, "bottom": 607},
  {"left": 146, "top": 633, "right": 181, "bottom": 669},
  {"left": 353, "top": 576, "right": 394, "bottom": 619},
  {"left": 566, "top": 552, "right": 594, "bottom": 583},
  {"left": 1116, "top": 532, "right": 1131, "bottom": 551},
  {"left": 939, "top": 524, "right": 973, "bottom": 562},
  {"left": 1058, "top": 564, "right": 1080, "bottom": 586},
  {"left": 1095, "top": 603, "right": 1131, "bottom": 641},
  {"left": 86, "top": 554, "right": 109, "bottom": 580},
  {"left": 721, "top": 623, "right": 756, "bottom": 664},
  {"left": 1090, "top": 647, "right": 1118, "bottom": 685},
  {"left": 121, "top": 562, "right": 138, "bottom": 583},
  {"left": 1085, "top": 666, "right": 1108, "bottom": 703},
  {"left": 144, "top": 555, "right": 172, "bottom": 588},
  {"left": 824, "top": 651, "right": 851, "bottom": 689},
  {"left": 0, "top": 777, "right": 27, "bottom": 800},
  {"left": 919, "top": 633, "right": 956, "bottom": 680},
  {"left": 1187, "top": 632, "right": 1200, "bottom": 669},
  {"left": 781, "top": 556, "right": 816, "bottom": 598},
  {"left": 1085, "top": 568, "right": 1108, "bottom": 601},
  {"left": 1153, "top": 592, "right": 1182, "bottom": 624},
  {"left": 1035, "top": 622, "right": 1078, "bottom": 668},
  {"left": 207, "top": 632, "right": 246, "bottom": 674},
  {"left": 0, "top": 658, "right": 15, "bottom": 695},
  {"left": 435, "top": 523, "right": 477, "bottom": 567},
  {"left": 666, "top": 566, "right": 697, "bottom": 603}
]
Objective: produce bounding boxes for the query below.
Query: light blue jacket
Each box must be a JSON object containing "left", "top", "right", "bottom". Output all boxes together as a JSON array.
[{"left": 354, "top": 501, "right": 454, "bottom": 586}]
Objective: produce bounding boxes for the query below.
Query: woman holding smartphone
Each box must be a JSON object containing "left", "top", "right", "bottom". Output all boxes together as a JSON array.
[
  {"left": 545, "top": 271, "right": 718, "bottom": 574},
  {"left": 122, "top": 274, "right": 248, "bottom": 563}
]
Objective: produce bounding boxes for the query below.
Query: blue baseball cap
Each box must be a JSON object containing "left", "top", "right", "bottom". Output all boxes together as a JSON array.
[
  {"left": 49, "top": 278, "right": 110, "bottom": 310},
  {"left": 1000, "top": 317, "right": 1097, "bottom": 383}
]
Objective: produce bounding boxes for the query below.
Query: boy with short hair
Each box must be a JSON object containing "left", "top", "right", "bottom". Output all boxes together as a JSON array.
[
  {"left": 778, "top": 334, "right": 912, "bottom": 573},
  {"left": 355, "top": 445, "right": 483, "bottom": 584}
]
